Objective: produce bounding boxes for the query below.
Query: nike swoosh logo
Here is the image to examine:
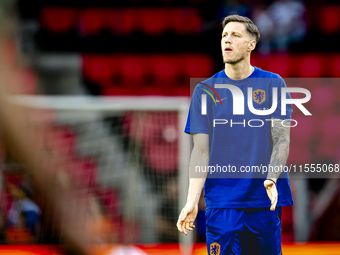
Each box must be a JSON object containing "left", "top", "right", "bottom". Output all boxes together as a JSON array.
[{"left": 216, "top": 97, "right": 227, "bottom": 103}]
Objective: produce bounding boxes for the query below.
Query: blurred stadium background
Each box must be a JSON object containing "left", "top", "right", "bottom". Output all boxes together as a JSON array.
[{"left": 0, "top": 0, "right": 340, "bottom": 254}]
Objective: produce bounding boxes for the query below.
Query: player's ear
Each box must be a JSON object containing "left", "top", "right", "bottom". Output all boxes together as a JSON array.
[{"left": 248, "top": 40, "right": 256, "bottom": 52}]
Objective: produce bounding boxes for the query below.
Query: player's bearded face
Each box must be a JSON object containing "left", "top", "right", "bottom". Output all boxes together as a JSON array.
[{"left": 221, "top": 22, "right": 252, "bottom": 64}]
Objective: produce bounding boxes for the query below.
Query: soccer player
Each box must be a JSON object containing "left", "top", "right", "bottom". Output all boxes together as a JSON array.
[{"left": 176, "top": 15, "right": 293, "bottom": 255}]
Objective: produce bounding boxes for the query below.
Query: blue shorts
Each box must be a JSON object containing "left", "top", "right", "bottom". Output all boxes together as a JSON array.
[{"left": 206, "top": 207, "right": 282, "bottom": 255}]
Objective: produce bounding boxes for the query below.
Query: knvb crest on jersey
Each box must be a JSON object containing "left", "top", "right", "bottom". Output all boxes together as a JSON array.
[
  {"left": 210, "top": 242, "right": 220, "bottom": 255},
  {"left": 253, "top": 89, "right": 266, "bottom": 104}
]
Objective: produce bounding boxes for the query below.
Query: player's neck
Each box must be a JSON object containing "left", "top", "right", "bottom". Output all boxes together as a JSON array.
[{"left": 224, "top": 59, "right": 254, "bottom": 80}]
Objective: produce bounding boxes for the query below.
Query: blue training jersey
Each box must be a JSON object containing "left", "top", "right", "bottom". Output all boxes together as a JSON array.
[{"left": 185, "top": 67, "right": 294, "bottom": 209}]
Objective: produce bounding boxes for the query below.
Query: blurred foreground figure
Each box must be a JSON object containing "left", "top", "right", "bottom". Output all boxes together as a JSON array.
[{"left": 0, "top": 2, "right": 98, "bottom": 254}]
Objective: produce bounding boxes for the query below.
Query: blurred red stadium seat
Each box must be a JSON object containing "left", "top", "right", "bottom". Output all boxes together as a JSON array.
[
  {"left": 84, "top": 54, "right": 214, "bottom": 95},
  {"left": 83, "top": 55, "right": 114, "bottom": 87},
  {"left": 267, "top": 55, "right": 291, "bottom": 77},
  {"left": 318, "top": 6, "right": 340, "bottom": 34},
  {"left": 137, "top": 86, "right": 167, "bottom": 96},
  {"left": 173, "top": 9, "right": 202, "bottom": 34},
  {"left": 299, "top": 55, "right": 324, "bottom": 77},
  {"left": 79, "top": 9, "right": 108, "bottom": 36},
  {"left": 331, "top": 55, "right": 340, "bottom": 77},
  {"left": 121, "top": 9, "right": 140, "bottom": 34},
  {"left": 40, "top": 7, "right": 77, "bottom": 33},
  {"left": 182, "top": 54, "right": 214, "bottom": 78},
  {"left": 121, "top": 56, "right": 146, "bottom": 88},
  {"left": 141, "top": 9, "right": 169, "bottom": 35},
  {"left": 152, "top": 55, "right": 179, "bottom": 87},
  {"left": 106, "top": 9, "right": 123, "bottom": 35},
  {"left": 106, "top": 9, "right": 141, "bottom": 35}
]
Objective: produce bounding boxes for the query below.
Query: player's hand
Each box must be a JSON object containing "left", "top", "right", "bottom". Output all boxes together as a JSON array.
[
  {"left": 264, "top": 180, "right": 278, "bottom": 211},
  {"left": 176, "top": 201, "right": 198, "bottom": 235}
]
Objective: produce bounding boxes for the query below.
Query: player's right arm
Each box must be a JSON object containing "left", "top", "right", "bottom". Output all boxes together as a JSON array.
[{"left": 176, "top": 133, "right": 209, "bottom": 235}]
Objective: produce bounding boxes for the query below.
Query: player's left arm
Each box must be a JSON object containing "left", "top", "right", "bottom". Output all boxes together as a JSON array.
[{"left": 264, "top": 117, "right": 291, "bottom": 211}]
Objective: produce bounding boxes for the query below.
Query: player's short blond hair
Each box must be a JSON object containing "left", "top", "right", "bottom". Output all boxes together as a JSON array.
[{"left": 222, "top": 15, "right": 260, "bottom": 43}]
